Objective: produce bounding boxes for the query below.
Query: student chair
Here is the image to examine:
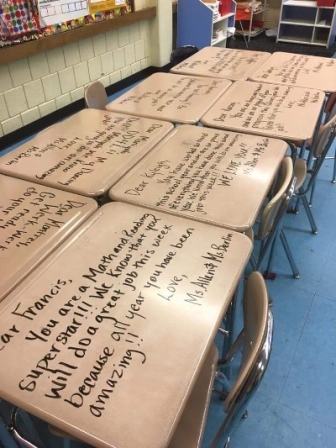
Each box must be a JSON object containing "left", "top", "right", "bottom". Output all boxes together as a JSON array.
[
  {"left": 289, "top": 111, "right": 336, "bottom": 234},
  {"left": 322, "top": 92, "right": 336, "bottom": 184},
  {"left": 210, "top": 271, "right": 273, "bottom": 448},
  {"left": 247, "top": 156, "right": 299, "bottom": 279},
  {"left": 84, "top": 81, "right": 108, "bottom": 110},
  {"left": 170, "top": 45, "right": 199, "bottom": 66},
  {"left": 5, "top": 346, "right": 218, "bottom": 448}
]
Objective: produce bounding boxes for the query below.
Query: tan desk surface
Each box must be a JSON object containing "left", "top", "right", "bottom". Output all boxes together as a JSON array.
[
  {"left": 0, "top": 202, "right": 252, "bottom": 448},
  {"left": 105, "top": 73, "right": 232, "bottom": 124},
  {"left": 249, "top": 52, "right": 336, "bottom": 93},
  {"left": 0, "top": 175, "right": 97, "bottom": 301},
  {"left": 170, "top": 47, "right": 271, "bottom": 81},
  {"left": 201, "top": 80, "right": 325, "bottom": 141},
  {"left": 109, "top": 125, "right": 287, "bottom": 233},
  {"left": 0, "top": 109, "right": 173, "bottom": 198}
]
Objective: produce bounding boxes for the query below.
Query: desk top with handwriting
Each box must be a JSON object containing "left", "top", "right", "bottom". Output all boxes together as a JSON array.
[
  {"left": 249, "top": 52, "right": 336, "bottom": 93},
  {"left": 201, "top": 80, "right": 325, "bottom": 141},
  {"left": 170, "top": 47, "right": 271, "bottom": 81},
  {"left": 0, "top": 109, "right": 173, "bottom": 198},
  {"left": 0, "top": 175, "right": 97, "bottom": 301},
  {"left": 109, "top": 125, "right": 287, "bottom": 233},
  {"left": 105, "top": 73, "right": 232, "bottom": 124},
  {"left": 0, "top": 202, "right": 252, "bottom": 448}
]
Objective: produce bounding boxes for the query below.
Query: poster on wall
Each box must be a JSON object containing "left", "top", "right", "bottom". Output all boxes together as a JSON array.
[
  {"left": 89, "top": 0, "right": 126, "bottom": 14},
  {"left": 38, "top": 0, "right": 90, "bottom": 26}
]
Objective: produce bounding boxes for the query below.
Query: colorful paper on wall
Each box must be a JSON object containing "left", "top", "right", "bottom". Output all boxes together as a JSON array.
[
  {"left": 0, "top": 0, "right": 40, "bottom": 40},
  {"left": 37, "top": 0, "right": 89, "bottom": 26},
  {"left": 88, "top": 0, "right": 125, "bottom": 14}
]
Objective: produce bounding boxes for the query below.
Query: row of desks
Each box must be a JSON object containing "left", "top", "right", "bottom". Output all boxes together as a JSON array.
[{"left": 0, "top": 47, "right": 334, "bottom": 448}]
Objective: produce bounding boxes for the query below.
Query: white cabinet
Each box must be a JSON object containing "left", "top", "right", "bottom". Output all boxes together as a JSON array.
[
  {"left": 177, "top": 0, "right": 237, "bottom": 49},
  {"left": 277, "top": 0, "right": 336, "bottom": 48}
]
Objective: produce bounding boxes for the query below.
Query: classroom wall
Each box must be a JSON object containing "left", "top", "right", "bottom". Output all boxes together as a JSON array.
[
  {"left": 263, "top": 0, "right": 281, "bottom": 29},
  {"left": 0, "top": 0, "right": 158, "bottom": 138}
]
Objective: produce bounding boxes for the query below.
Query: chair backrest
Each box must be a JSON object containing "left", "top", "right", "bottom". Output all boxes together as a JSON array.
[
  {"left": 170, "top": 45, "right": 199, "bottom": 66},
  {"left": 257, "top": 156, "right": 294, "bottom": 240},
  {"left": 224, "top": 272, "right": 273, "bottom": 415},
  {"left": 314, "top": 111, "right": 336, "bottom": 159},
  {"left": 84, "top": 81, "right": 108, "bottom": 110}
]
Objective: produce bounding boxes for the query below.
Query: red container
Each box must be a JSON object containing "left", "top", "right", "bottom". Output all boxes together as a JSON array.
[
  {"left": 219, "top": 0, "right": 232, "bottom": 15},
  {"left": 317, "top": 0, "right": 335, "bottom": 6}
]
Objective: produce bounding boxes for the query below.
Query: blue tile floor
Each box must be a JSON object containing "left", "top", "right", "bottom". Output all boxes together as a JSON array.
[{"left": 1, "top": 93, "right": 336, "bottom": 448}]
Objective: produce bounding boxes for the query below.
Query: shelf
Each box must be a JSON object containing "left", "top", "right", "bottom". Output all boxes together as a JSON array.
[
  {"left": 252, "top": 4, "right": 269, "bottom": 14},
  {"left": 312, "top": 37, "right": 329, "bottom": 44},
  {"left": 211, "top": 35, "right": 228, "bottom": 45},
  {"left": 284, "top": 0, "right": 318, "bottom": 7},
  {"left": 236, "top": 27, "right": 266, "bottom": 37},
  {"left": 213, "top": 12, "right": 235, "bottom": 24},
  {"left": 0, "top": 7, "right": 156, "bottom": 66},
  {"left": 277, "top": 35, "right": 313, "bottom": 43},
  {"left": 280, "top": 18, "right": 316, "bottom": 25},
  {"left": 315, "top": 23, "right": 332, "bottom": 27}
]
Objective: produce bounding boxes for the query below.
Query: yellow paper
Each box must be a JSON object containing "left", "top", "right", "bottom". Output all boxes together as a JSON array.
[{"left": 89, "top": 0, "right": 126, "bottom": 14}]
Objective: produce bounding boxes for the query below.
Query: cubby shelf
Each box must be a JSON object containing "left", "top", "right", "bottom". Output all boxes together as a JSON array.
[
  {"left": 177, "top": 0, "right": 237, "bottom": 49},
  {"left": 277, "top": 0, "right": 336, "bottom": 48}
]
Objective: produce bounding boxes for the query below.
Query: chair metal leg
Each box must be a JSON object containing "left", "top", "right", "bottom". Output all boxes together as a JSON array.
[
  {"left": 263, "top": 230, "right": 280, "bottom": 280},
  {"left": 239, "top": 21, "right": 248, "bottom": 48},
  {"left": 309, "top": 179, "right": 316, "bottom": 206},
  {"left": 333, "top": 147, "right": 336, "bottom": 183},
  {"left": 280, "top": 230, "right": 300, "bottom": 279},
  {"left": 301, "top": 194, "right": 318, "bottom": 234}
]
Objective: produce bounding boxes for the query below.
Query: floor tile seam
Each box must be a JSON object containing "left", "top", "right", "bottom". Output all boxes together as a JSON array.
[
  {"left": 276, "top": 401, "right": 336, "bottom": 431},
  {"left": 260, "top": 401, "right": 278, "bottom": 448},
  {"left": 277, "top": 292, "right": 316, "bottom": 401},
  {"left": 268, "top": 276, "right": 318, "bottom": 297}
]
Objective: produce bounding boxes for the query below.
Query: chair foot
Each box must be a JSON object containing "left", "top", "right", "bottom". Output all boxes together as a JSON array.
[
  {"left": 268, "top": 298, "right": 273, "bottom": 307},
  {"left": 332, "top": 180, "right": 336, "bottom": 184},
  {"left": 294, "top": 274, "right": 300, "bottom": 279},
  {"left": 242, "top": 410, "right": 248, "bottom": 419},
  {"left": 224, "top": 436, "right": 231, "bottom": 448},
  {"left": 312, "top": 230, "right": 318, "bottom": 235},
  {"left": 263, "top": 271, "right": 277, "bottom": 280}
]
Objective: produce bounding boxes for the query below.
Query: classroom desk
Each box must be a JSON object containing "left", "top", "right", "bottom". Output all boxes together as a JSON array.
[
  {"left": 0, "top": 109, "right": 173, "bottom": 199},
  {"left": 0, "top": 175, "right": 97, "bottom": 301},
  {"left": 109, "top": 125, "right": 288, "bottom": 233},
  {"left": 249, "top": 52, "right": 336, "bottom": 93},
  {"left": 0, "top": 202, "right": 252, "bottom": 448},
  {"left": 105, "top": 73, "right": 232, "bottom": 124},
  {"left": 170, "top": 47, "right": 271, "bottom": 81},
  {"left": 201, "top": 80, "right": 325, "bottom": 142}
]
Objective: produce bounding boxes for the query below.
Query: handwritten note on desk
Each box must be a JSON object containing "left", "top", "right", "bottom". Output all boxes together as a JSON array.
[
  {"left": 249, "top": 52, "right": 336, "bottom": 93},
  {"left": 105, "top": 72, "right": 232, "bottom": 124},
  {"left": 0, "top": 203, "right": 251, "bottom": 448},
  {"left": 201, "top": 80, "right": 325, "bottom": 141},
  {"left": 0, "top": 110, "right": 173, "bottom": 197},
  {"left": 171, "top": 47, "right": 271, "bottom": 81},
  {"left": 0, "top": 175, "right": 97, "bottom": 301},
  {"left": 110, "top": 125, "right": 287, "bottom": 232}
]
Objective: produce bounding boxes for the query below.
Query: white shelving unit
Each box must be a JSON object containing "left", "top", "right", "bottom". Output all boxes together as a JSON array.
[
  {"left": 277, "top": 0, "right": 336, "bottom": 48},
  {"left": 177, "top": 0, "right": 237, "bottom": 49},
  {"left": 235, "top": 0, "right": 269, "bottom": 42}
]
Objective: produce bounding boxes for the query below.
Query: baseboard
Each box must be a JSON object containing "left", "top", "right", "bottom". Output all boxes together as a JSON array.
[{"left": 0, "top": 64, "right": 171, "bottom": 153}]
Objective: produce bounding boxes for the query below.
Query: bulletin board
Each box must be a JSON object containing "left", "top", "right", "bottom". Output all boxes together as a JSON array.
[{"left": 0, "top": 0, "right": 132, "bottom": 46}]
